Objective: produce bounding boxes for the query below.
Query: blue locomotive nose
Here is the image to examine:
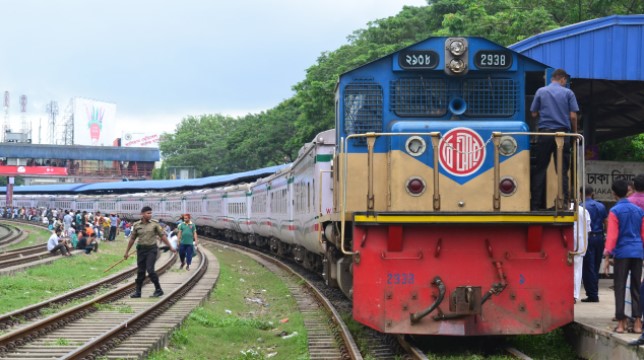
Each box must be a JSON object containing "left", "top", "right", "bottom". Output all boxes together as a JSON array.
[{"left": 448, "top": 97, "right": 467, "bottom": 116}]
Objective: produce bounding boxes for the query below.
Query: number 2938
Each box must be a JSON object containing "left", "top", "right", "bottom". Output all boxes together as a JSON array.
[{"left": 387, "top": 273, "right": 415, "bottom": 285}]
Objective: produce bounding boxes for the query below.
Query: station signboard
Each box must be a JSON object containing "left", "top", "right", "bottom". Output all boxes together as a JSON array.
[
  {"left": 585, "top": 160, "right": 644, "bottom": 202},
  {"left": 121, "top": 132, "right": 160, "bottom": 148}
]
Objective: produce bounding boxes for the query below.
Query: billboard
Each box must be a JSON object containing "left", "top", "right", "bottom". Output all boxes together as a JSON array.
[
  {"left": 121, "top": 132, "right": 160, "bottom": 148},
  {"left": 73, "top": 98, "right": 117, "bottom": 146}
]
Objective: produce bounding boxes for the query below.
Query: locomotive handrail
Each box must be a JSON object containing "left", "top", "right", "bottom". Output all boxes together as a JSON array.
[
  {"left": 340, "top": 132, "right": 441, "bottom": 256},
  {"left": 499, "top": 131, "right": 588, "bottom": 256},
  {"left": 498, "top": 131, "right": 585, "bottom": 213},
  {"left": 340, "top": 131, "right": 586, "bottom": 257},
  {"left": 318, "top": 169, "right": 332, "bottom": 246}
]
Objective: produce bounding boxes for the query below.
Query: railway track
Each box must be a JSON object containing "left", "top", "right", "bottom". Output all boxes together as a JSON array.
[
  {"left": 0, "top": 244, "right": 60, "bottom": 270},
  {"left": 207, "top": 237, "right": 441, "bottom": 359},
  {"left": 0, "top": 223, "right": 25, "bottom": 248},
  {"left": 207, "top": 238, "right": 361, "bottom": 360},
  {"left": 207, "top": 237, "right": 540, "bottom": 360},
  {"left": 0, "top": 244, "right": 219, "bottom": 359},
  {"left": 0, "top": 219, "right": 534, "bottom": 359}
]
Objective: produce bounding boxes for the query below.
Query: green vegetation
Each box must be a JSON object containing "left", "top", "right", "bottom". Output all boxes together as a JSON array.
[
  {"left": 4, "top": 222, "right": 52, "bottom": 250},
  {"left": 158, "top": 0, "right": 644, "bottom": 177},
  {"left": 510, "top": 328, "right": 577, "bottom": 359},
  {"left": 0, "top": 238, "right": 136, "bottom": 314},
  {"left": 599, "top": 134, "right": 644, "bottom": 161},
  {"left": 54, "top": 338, "right": 71, "bottom": 346},
  {"left": 148, "top": 244, "right": 308, "bottom": 360}
]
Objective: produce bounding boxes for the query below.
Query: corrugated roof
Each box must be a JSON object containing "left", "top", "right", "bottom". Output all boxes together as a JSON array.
[
  {"left": 510, "top": 15, "right": 644, "bottom": 81},
  {"left": 0, "top": 143, "right": 159, "bottom": 161},
  {"left": 75, "top": 163, "right": 291, "bottom": 193},
  {"left": 3, "top": 183, "right": 86, "bottom": 194}
]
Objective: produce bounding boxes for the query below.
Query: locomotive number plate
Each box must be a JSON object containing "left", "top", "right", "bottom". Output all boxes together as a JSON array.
[
  {"left": 474, "top": 50, "right": 513, "bottom": 69},
  {"left": 398, "top": 50, "right": 439, "bottom": 70},
  {"left": 387, "top": 273, "right": 415, "bottom": 285}
]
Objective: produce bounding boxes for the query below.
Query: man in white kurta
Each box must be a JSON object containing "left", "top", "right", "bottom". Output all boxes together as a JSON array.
[{"left": 574, "top": 205, "right": 591, "bottom": 302}]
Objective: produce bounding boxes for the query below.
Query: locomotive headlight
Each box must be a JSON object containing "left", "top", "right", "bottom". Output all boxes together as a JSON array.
[
  {"left": 406, "top": 177, "right": 426, "bottom": 196},
  {"left": 498, "top": 136, "right": 518, "bottom": 156},
  {"left": 499, "top": 176, "right": 517, "bottom": 196},
  {"left": 405, "top": 136, "right": 426, "bottom": 157},
  {"left": 448, "top": 40, "right": 467, "bottom": 56},
  {"left": 448, "top": 59, "right": 466, "bottom": 73}
]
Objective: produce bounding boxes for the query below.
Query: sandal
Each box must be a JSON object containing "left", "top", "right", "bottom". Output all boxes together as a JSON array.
[{"left": 614, "top": 327, "right": 625, "bottom": 334}]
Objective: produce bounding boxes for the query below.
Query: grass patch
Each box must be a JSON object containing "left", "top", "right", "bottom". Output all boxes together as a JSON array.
[
  {"left": 4, "top": 222, "right": 52, "bottom": 251},
  {"left": 509, "top": 328, "right": 577, "bottom": 359},
  {"left": 0, "top": 236, "right": 136, "bottom": 314},
  {"left": 148, "top": 244, "right": 308, "bottom": 360}
]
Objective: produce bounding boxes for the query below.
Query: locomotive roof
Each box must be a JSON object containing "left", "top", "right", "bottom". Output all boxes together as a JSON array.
[{"left": 337, "top": 36, "right": 549, "bottom": 81}]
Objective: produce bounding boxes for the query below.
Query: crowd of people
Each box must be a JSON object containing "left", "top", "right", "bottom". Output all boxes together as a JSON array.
[
  {"left": 39, "top": 208, "right": 197, "bottom": 265},
  {"left": 572, "top": 175, "right": 644, "bottom": 346}
]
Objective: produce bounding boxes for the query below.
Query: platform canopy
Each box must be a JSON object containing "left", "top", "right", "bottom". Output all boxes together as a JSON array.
[
  {"left": 510, "top": 15, "right": 644, "bottom": 143},
  {"left": 0, "top": 143, "right": 159, "bottom": 162}
]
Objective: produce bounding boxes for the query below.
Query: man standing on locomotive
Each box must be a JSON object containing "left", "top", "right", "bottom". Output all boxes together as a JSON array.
[
  {"left": 581, "top": 186, "right": 608, "bottom": 303},
  {"left": 124, "top": 206, "right": 177, "bottom": 298},
  {"left": 530, "top": 68, "right": 579, "bottom": 210}
]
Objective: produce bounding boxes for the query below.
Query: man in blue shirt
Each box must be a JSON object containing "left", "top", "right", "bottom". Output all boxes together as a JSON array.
[
  {"left": 530, "top": 68, "right": 579, "bottom": 210},
  {"left": 581, "top": 186, "right": 608, "bottom": 302}
]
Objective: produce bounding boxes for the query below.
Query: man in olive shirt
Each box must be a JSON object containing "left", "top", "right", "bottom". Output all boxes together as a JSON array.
[{"left": 124, "top": 206, "right": 177, "bottom": 298}]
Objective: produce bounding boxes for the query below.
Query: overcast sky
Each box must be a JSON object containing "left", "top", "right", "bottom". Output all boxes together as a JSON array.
[{"left": 0, "top": 0, "right": 428, "bottom": 143}]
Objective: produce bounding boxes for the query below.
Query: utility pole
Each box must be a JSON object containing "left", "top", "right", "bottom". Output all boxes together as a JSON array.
[
  {"left": 46, "top": 101, "right": 58, "bottom": 145},
  {"left": 2, "top": 91, "right": 9, "bottom": 143}
]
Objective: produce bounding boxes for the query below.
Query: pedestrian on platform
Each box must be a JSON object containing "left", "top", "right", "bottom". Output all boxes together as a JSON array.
[
  {"left": 124, "top": 206, "right": 176, "bottom": 298},
  {"left": 628, "top": 174, "right": 644, "bottom": 210},
  {"left": 574, "top": 203, "right": 591, "bottom": 303},
  {"left": 581, "top": 186, "right": 608, "bottom": 302},
  {"left": 602, "top": 180, "right": 644, "bottom": 335}
]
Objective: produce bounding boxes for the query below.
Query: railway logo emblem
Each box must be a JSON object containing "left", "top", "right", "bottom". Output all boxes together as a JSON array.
[{"left": 439, "top": 128, "right": 485, "bottom": 177}]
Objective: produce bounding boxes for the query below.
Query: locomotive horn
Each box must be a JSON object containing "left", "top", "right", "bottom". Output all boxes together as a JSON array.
[{"left": 448, "top": 97, "right": 467, "bottom": 116}]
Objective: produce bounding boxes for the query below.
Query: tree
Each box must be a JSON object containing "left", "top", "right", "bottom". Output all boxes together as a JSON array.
[
  {"left": 160, "top": 1, "right": 644, "bottom": 171},
  {"left": 159, "top": 114, "right": 236, "bottom": 176},
  {"left": 151, "top": 162, "right": 169, "bottom": 180},
  {"left": 0, "top": 177, "right": 25, "bottom": 186}
]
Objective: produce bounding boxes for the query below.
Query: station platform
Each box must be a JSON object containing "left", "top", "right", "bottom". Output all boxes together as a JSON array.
[{"left": 570, "top": 278, "right": 644, "bottom": 359}]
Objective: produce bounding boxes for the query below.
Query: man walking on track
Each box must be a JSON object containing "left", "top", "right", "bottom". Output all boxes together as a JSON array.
[
  {"left": 177, "top": 213, "right": 198, "bottom": 271},
  {"left": 124, "top": 206, "right": 177, "bottom": 298}
]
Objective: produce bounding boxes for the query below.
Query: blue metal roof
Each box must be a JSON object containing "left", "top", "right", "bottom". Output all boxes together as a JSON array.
[
  {"left": 510, "top": 15, "right": 644, "bottom": 80},
  {"left": 2, "top": 183, "right": 86, "bottom": 194},
  {"left": 0, "top": 164, "right": 291, "bottom": 194},
  {"left": 75, "top": 163, "right": 291, "bottom": 193},
  {"left": 0, "top": 143, "right": 159, "bottom": 161}
]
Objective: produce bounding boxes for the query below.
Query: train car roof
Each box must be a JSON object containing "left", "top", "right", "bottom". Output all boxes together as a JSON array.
[{"left": 0, "top": 163, "right": 292, "bottom": 195}]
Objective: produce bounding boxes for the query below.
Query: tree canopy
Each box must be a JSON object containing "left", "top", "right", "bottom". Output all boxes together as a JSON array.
[{"left": 159, "top": 0, "right": 644, "bottom": 177}]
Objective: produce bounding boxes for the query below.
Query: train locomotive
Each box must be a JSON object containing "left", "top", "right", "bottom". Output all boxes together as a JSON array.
[
  {"left": 332, "top": 36, "right": 580, "bottom": 336},
  {"left": 3, "top": 36, "right": 582, "bottom": 337}
]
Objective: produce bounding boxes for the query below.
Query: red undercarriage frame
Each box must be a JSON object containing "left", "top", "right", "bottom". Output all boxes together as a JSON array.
[{"left": 352, "top": 223, "right": 574, "bottom": 336}]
